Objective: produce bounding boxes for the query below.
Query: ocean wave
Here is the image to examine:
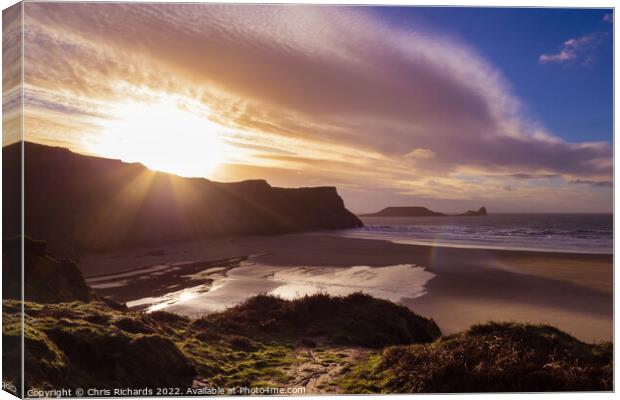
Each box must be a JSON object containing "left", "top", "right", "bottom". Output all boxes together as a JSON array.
[{"left": 334, "top": 214, "right": 613, "bottom": 254}]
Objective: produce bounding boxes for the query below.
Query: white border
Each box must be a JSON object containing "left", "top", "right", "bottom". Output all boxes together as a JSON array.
[{"left": 0, "top": 1, "right": 615, "bottom": 400}]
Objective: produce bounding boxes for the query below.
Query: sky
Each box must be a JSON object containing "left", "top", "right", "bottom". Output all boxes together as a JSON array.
[{"left": 3, "top": 4, "right": 614, "bottom": 213}]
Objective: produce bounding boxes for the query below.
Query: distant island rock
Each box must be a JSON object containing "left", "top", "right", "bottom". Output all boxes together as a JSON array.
[
  {"left": 3, "top": 142, "right": 363, "bottom": 257},
  {"left": 458, "top": 207, "right": 487, "bottom": 216},
  {"left": 360, "top": 206, "right": 444, "bottom": 217},
  {"left": 360, "top": 206, "right": 487, "bottom": 217}
]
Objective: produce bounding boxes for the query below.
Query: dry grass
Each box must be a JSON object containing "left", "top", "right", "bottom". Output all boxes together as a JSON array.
[
  {"left": 198, "top": 292, "right": 441, "bottom": 348},
  {"left": 339, "top": 322, "right": 612, "bottom": 393}
]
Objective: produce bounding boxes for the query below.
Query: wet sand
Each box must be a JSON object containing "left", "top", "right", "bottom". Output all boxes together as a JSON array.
[
  {"left": 80, "top": 233, "right": 613, "bottom": 343},
  {"left": 126, "top": 263, "right": 435, "bottom": 315}
]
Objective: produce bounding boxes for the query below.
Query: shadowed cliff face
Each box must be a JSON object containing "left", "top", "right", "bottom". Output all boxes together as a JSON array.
[
  {"left": 3, "top": 142, "right": 362, "bottom": 257},
  {"left": 3, "top": 237, "right": 93, "bottom": 304}
]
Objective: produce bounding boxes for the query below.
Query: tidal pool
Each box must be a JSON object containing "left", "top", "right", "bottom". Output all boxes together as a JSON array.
[{"left": 126, "top": 261, "right": 435, "bottom": 316}]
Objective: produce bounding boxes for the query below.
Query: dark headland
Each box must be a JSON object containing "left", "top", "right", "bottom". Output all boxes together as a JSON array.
[
  {"left": 2, "top": 142, "right": 362, "bottom": 257},
  {"left": 360, "top": 206, "right": 487, "bottom": 217}
]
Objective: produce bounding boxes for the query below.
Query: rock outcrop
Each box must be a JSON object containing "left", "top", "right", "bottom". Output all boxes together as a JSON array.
[
  {"left": 361, "top": 206, "right": 488, "bottom": 217},
  {"left": 458, "top": 207, "right": 487, "bottom": 216},
  {"left": 3, "top": 237, "right": 93, "bottom": 303},
  {"left": 360, "top": 206, "right": 445, "bottom": 217},
  {"left": 2, "top": 142, "right": 362, "bottom": 257}
]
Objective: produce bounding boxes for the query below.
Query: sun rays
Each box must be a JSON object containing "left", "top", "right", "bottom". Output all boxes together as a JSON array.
[{"left": 92, "top": 99, "right": 230, "bottom": 178}]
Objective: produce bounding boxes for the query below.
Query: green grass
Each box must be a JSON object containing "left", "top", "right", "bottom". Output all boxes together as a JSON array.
[
  {"left": 4, "top": 291, "right": 441, "bottom": 392},
  {"left": 3, "top": 296, "right": 612, "bottom": 394},
  {"left": 338, "top": 354, "right": 383, "bottom": 394}
]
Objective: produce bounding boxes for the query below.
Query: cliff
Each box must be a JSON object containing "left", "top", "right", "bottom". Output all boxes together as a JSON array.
[{"left": 3, "top": 142, "right": 362, "bottom": 257}]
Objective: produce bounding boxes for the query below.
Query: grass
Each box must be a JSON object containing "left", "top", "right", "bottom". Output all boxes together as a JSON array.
[
  {"left": 199, "top": 292, "right": 441, "bottom": 347},
  {"left": 6, "top": 297, "right": 612, "bottom": 393},
  {"left": 338, "top": 322, "right": 613, "bottom": 393},
  {"left": 3, "top": 298, "right": 614, "bottom": 393},
  {"left": 3, "top": 291, "right": 441, "bottom": 392}
]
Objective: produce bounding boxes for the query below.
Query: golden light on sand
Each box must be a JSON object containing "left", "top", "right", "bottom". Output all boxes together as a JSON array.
[{"left": 94, "top": 100, "right": 228, "bottom": 177}]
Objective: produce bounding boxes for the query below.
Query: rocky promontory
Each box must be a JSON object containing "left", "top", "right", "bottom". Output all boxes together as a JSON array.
[
  {"left": 458, "top": 207, "right": 487, "bottom": 216},
  {"left": 2, "top": 142, "right": 363, "bottom": 257},
  {"left": 360, "top": 206, "right": 488, "bottom": 217}
]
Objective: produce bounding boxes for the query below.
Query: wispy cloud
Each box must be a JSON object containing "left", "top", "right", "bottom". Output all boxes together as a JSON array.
[
  {"left": 569, "top": 179, "right": 613, "bottom": 188},
  {"left": 603, "top": 13, "right": 613, "bottom": 23},
  {"left": 509, "top": 173, "right": 561, "bottom": 180},
  {"left": 539, "top": 32, "right": 608, "bottom": 65},
  {"left": 405, "top": 148, "right": 436, "bottom": 160},
  {"left": 20, "top": 4, "right": 613, "bottom": 212},
  {"left": 2, "top": 3, "right": 23, "bottom": 146}
]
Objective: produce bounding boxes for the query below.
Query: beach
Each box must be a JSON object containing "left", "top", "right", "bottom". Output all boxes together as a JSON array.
[{"left": 80, "top": 233, "right": 612, "bottom": 343}]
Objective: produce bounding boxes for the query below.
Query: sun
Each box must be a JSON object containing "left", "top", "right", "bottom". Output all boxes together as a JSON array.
[{"left": 94, "top": 100, "right": 228, "bottom": 177}]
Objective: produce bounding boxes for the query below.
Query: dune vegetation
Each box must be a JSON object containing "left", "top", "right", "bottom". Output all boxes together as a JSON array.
[
  {"left": 3, "top": 293, "right": 612, "bottom": 394},
  {"left": 3, "top": 292, "right": 442, "bottom": 393},
  {"left": 339, "top": 322, "right": 612, "bottom": 393}
]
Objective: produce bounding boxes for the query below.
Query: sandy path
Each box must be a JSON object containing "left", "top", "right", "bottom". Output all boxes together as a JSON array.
[{"left": 284, "top": 346, "right": 370, "bottom": 394}]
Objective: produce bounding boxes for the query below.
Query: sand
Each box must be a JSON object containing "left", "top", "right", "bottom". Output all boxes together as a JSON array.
[{"left": 80, "top": 233, "right": 613, "bottom": 343}]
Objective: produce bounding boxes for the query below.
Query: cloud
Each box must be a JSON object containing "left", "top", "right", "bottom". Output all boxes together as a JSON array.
[
  {"left": 509, "top": 173, "right": 561, "bottom": 180},
  {"left": 603, "top": 13, "right": 613, "bottom": 23},
  {"left": 569, "top": 179, "right": 613, "bottom": 188},
  {"left": 20, "top": 4, "right": 612, "bottom": 211},
  {"left": 405, "top": 148, "right": 436, "bottom": 160},
  {"left": 539, "top": 32, "right": 608, "bottom": 65},
  {"left": 3, "top": 3, "right": 23, "bottom": 146}
]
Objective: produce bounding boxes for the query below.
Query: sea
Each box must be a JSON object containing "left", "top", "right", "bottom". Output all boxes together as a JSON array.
[{"left": 331, "top": 213, "right": 613, "bottom": 254}]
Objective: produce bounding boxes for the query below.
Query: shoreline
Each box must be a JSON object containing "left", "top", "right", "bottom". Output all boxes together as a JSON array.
[
  {"left": 80, "top": 233, "right": 613, "bottom": 343},
  {"left": 327, "top": 230, "right": 613, "bottom": 255}
]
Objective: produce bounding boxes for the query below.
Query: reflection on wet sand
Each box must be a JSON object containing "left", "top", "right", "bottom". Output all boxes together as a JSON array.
[{"left": 88, "top": 256, "right": 435, "bottom": 317}]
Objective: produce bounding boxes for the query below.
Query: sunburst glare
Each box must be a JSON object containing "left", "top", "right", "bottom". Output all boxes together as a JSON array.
[{"left": 93, "top": 99, "right": 229, "bottom": 177}]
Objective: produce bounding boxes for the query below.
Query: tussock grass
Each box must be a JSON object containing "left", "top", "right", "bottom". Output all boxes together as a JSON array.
[
  {"left": 3, "top": 292, "right": 440, "bottom": 391},
  {"left": 200, "top": 292, "right": 441, "bottom": 347},
  {"left": 339, "top": 322, "right": 612, "bottom": 393}
]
